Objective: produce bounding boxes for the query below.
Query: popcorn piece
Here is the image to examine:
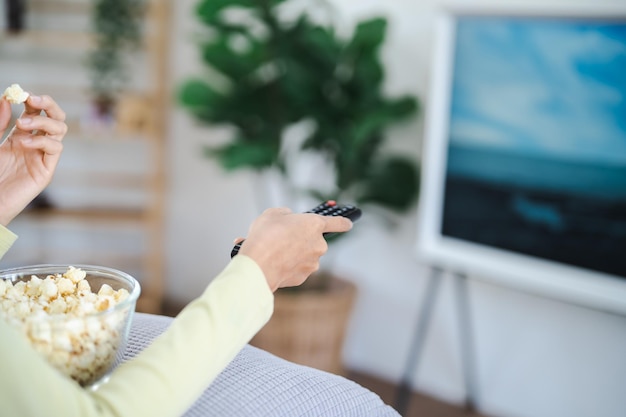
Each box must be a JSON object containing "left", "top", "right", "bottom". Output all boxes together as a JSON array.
[
  {"left": 14, "top": 302, "right": 30, "bottom": 319},
  {"left": 56, "top": 278, "right": 74, "bottom": 296},
  {"left": 2, "top": 84, "right": 29, "bottom": 104},
  {"left": 48, "top": 298, "right": 67, "bottom": 315},
  {"left": 98, "top": 283, "right": 115, "bottom": 297},
  {"left": 40, "top": 278, "right": 58, "bottom": 301},
  {"left": 26, "top": 276, "right": 42, "bottom": 297},
  {"left": 77, "top": 279, "right": 91, "bottom": 295},
  {"left": 114, "top": 288, "right": 129, "bottom": 303},
  {"left": 13, "top": 281, "right": 26, "bottom": 296},
  {"left": 64, "top": 266, "right": 86, "bottom": 284},
  {"left": 95, "top": 296, "right": 113, "bottom": 312}
]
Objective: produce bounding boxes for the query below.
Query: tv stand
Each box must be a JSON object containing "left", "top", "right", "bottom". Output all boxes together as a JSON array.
[{"left": 394, "top": 266, "right": 479, "bottom": 414}]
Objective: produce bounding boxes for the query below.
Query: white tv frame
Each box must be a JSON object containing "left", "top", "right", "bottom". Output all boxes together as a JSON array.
[{"left": 415, "top": 5, "right": 626, "bottom": 315}]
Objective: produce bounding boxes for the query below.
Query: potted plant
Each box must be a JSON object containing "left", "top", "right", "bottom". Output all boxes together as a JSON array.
[
  {"left": 86, "top": 0, "right": 146, "bottom": 123},
  {"left": 179, "top": 0, "right": 420, "bottom": 375}
]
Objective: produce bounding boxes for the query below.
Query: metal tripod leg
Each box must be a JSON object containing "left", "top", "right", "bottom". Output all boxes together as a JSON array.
[
  {"left": 394, "top": 266, "right": 444, "bottom": 415},
  {"left": 453, "top": 271, "right": 479, "bottom": 412},
  {"left": 394, "top": 267, "right": 479, "bottom": 415}
]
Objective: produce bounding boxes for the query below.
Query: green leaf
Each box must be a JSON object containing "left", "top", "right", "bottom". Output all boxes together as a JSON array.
[
  {"left": 357, "top": 157, "right": 420, "bottom": 212},
  {"left": 347, "top": 17, "right": 387, "bottom": 55},
  {"left": 196, "top": 0, "right": 289, "bottom": 26},
  {"left": 386, "top": 96, "right": 419, "bottom": 118},
  {"left": 178, "top": 79, "right": 224, "bottom": 121},
  {"left": 196, "top": 0, "right": 249, "bottom": 25},
  {"left": 343, "top": 18, "right": 388, "bottom": 89},
  {"left": 351, "top": 53, "right": 384, "bottom": 88},
  {"left": 201, "top": 37, "right": 266, "bottom": 81},
  {"left": 301, "top": 26, "right": 342, "bottom": 65},
  {"left": 350, "top": 96, "right": 418, "bottom": 145},
  {"left": 207, "top": 141, "right": 279, "bottom": 171},
  {"left": 350, "top": 109, "right": 391, "bottom": 148}
]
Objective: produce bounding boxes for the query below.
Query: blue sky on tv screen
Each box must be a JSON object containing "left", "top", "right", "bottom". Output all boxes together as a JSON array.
[{"left": 449, "top": 17, "right": 626, "bottom": 166}]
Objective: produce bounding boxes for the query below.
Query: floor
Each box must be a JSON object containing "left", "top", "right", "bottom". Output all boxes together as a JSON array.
[{"left": 348, "top": 370, "right": 489, "bottom": 417}]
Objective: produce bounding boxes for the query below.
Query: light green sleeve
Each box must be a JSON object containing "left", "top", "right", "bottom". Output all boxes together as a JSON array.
[
  {"left": 0, "top": 255, "right": 274, "bottom": 417},
  {"left": 0, "top": 224, "right": 17, "bottom": 259}
]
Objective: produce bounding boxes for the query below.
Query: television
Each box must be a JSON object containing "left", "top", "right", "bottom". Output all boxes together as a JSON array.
[{"left": 416, "top": 5, "right": 626, "bottom": 314}]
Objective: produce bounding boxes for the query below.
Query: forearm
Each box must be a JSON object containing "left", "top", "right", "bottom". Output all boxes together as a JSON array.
[
  {"left": 94, "top": 255, "right": 274, "bottom": 416},
  {"left": 0, "top": 255, "right": 274, "bottom": 417}
]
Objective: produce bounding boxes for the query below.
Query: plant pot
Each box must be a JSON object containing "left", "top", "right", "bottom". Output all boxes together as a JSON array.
[
  {"left": 83, "top": 95, "right": 117, "bottom": 132},
  {"left": 250, "top": 275, "right": 357, "bottom": 376}
]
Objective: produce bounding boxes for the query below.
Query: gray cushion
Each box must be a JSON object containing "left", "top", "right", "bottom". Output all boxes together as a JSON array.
[{"left": 124, "top": 312, "right": 400, "bottom": 417}]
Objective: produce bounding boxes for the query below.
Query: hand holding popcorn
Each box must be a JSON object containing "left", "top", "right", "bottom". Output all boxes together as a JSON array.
[{"left": 0, "top": 85, "right": 68, "bottom": 226}]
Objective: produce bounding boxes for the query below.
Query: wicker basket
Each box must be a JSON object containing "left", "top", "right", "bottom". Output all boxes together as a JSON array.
[{"left": 250, "top": 276, "right": 357, "bottom": 375}]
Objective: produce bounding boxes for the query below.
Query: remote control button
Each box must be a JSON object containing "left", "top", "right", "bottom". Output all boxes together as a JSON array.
[{"left": 327, "top": 200, "right": 336, "bottom": 206}]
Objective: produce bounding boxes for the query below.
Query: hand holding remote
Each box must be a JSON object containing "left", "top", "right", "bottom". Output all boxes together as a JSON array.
[
  {"left": 232, "top": 204, "right": 357, "bottom": 291},
  {"left": 231, "top": 201, "right": 361, "bottom": 257}
]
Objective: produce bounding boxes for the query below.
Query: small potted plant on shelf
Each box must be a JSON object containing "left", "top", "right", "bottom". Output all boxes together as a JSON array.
[
  {"left": 85, "top": 0, "right": 146, "bottom": 127},
  {"left": 179, "top": 0, "right": 420, "bottom": 375}
]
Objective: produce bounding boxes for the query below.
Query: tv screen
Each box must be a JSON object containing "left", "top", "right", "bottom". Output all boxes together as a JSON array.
[{"left": 416, "top": 6, "right": 626, "bottom": 314}]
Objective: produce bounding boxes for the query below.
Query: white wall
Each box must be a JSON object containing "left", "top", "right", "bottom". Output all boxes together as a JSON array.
[{"left": 165, "top": 1, "right": 626, "bottom": 417}]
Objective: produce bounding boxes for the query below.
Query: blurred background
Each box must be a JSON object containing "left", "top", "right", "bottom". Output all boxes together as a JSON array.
[{"left": 1, "top": 1, "right": 625, "bottom": 417}]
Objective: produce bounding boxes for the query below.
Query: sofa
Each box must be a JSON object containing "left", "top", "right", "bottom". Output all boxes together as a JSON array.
[{"left": 124, "top": 313, "right": 401, "bottom": 417}]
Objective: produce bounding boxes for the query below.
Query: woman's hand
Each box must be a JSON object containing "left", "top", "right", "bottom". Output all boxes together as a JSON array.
[
  {"left": 238, "top": 207, "right": 353, "bottom": 292},
  {"left": 0, "top": 94, "right": 67, "bottom": 226}
]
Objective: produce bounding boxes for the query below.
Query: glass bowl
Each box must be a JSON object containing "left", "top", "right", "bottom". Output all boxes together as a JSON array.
[{"left": 0, "top": 264, "right": 141, "bottom": 388}]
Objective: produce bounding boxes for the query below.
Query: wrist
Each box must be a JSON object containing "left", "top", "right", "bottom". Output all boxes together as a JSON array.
[
  {"left": 0, "top": 202, "right": 21, "bottom": 226},
  {"left": 0, "top": 212, "right": 14, "bottom": 227}
]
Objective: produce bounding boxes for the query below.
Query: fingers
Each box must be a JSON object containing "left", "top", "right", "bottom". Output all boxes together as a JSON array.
[
  {"left": 261, "top": 207, "right": 352, "bottom": 235},
  {"left": 17, "top": 94, "right": 68, "bottom": 140},
  {"left": 21, "top": 135, "right": 64, "bottom": 174},
  {"left": 22, "top": 135, "right": 64, "bottom": 156},
  {"left": 15, "top": 95, "right": 68, "bottom": 141},
  {"left": 15, "top": 115, "right": 68, "bottom": 140},
  {"left": 321, "top": 215, "right": 353, "bottom": 234},
  {"left": 23, "top": 95, "right": 66, "bottom": 122}
]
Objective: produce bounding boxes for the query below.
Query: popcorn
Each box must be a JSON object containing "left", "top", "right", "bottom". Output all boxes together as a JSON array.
[
  {"left": 40, "top": 277, "right": 58, "bottom": 300},
  {"left": 25, "top": 276, "right": 42, "bottom": 297},
  {"left": 0, "top": 267, "right": 131, "bottom": 386},
  {"left": 56, "top": 277, "right": 74, "bottom": 296},
  {"left": 64, "top": 266, "right": 86, "bottom": 284},
  {"left": 77, "top": 279, "right": 91, "bottom": 294},
  {"left": 98, "top": 283, "right": 115, "bottom": 297},
  {"left": 48, "top": 298, "right": 67, "bottom": 315},
  {"left": 2, "top": 83, "right": 29, "bottom": 104}
]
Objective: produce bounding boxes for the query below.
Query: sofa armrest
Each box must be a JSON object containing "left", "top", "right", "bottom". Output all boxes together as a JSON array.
[{"left": 123, "top": 313, "right": 400, "bottom": 417}]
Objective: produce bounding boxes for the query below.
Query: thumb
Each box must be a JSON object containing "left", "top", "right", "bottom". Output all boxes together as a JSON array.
[{"left": 0, "top": 99, "right": 10, "bottom": 138}]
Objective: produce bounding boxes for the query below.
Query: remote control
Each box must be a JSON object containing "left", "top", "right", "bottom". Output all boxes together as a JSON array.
[{"left": 230, "top": 200, "right": 362, "bottom": 258}]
